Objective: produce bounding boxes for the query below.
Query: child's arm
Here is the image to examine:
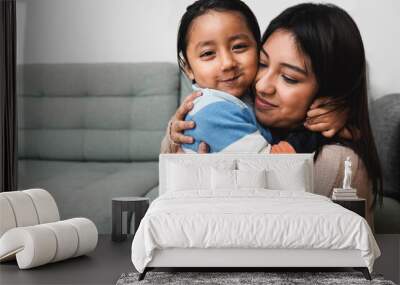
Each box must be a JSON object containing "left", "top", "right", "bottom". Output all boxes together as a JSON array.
[
  {"left": 305, "top": 97, "right": 352, "bottom": 139},
  {"left": 182, "top": 99, "right": 270, "bottom": 153}
]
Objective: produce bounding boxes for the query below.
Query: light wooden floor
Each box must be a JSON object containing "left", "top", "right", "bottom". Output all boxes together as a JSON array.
[{"left": 0, "top": 234, "right": 398, "bottom": 285}]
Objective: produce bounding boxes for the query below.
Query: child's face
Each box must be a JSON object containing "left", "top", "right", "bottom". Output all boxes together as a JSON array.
[{"left": 185, "top": 10, "right": 258, "bottom": 97}]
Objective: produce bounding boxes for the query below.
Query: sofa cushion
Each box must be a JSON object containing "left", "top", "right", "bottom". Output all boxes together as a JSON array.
[
  {"left": 374, "top": 197, "right": 400, "bottom": 234},
  {"left": 17, "top": 63, "right": 180, "bottom": 161},
  {"left": 370, "top": 94, "right": 400, "bottom": 201},
  {"left": 18, "top": 160, "right": 158, "bottom": 233}
]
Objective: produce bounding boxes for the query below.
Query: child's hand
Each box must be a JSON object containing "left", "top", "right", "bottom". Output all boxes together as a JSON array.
[
  {"left": 304, "top": 97, "right": 349, "bottom": 138},
  {"left": 169, "top": 91, "right": 202, "bottom": 145}
]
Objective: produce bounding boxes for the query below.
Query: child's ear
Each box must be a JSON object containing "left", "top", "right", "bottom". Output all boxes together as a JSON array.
[{"left": 184, "top": 63, "right": 195, "bottom": 82}]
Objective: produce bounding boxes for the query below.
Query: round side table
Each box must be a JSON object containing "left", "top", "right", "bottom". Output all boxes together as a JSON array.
[{"left": 112, "top": 197, "right": 149, "bottom": 242}]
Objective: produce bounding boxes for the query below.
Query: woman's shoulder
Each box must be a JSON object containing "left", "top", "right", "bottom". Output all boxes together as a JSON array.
[{"left": 314, "top": 144, "right": 370, "bottom": 196}]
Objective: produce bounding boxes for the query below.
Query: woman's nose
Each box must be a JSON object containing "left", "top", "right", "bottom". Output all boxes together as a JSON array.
[{"left": 255, "top": 71, "right": 276, "bottom": 96}]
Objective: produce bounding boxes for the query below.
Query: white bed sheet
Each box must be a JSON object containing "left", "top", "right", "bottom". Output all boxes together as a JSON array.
[{"left": 131, "top": 190, "right": 380, "bottom": 273}]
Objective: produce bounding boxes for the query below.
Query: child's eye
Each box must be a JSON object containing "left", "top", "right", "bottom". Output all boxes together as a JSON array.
[
  {"left": 259, "top": 62, "right": 268, "bottom": 68},
  {"left": 282, "top": 75, "right": 299, "bottom": 84},
  {"left": 200, "top": 51, "right": 215, "bottom": 58},
  {"left": 232, "top": 43, "right": 248, "bottom": 51}
]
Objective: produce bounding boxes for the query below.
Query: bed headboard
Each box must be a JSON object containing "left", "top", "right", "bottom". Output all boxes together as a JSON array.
[{"left": 159, "top": 153, "right": 314, "bottom": 195}]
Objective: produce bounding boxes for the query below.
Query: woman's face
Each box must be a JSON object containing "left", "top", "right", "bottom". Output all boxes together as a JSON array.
[{"left": 254, "top": 29, "right": 318, "bottom": 129}]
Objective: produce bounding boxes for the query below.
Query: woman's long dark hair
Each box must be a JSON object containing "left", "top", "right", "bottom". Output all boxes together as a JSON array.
[{"left": 262, "top": 3, "right": 382, "bottom": 207}]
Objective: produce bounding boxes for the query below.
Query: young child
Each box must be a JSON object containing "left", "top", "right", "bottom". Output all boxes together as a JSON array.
[{"left": 177, "top": 0, "right": 324, "bottom": 153}]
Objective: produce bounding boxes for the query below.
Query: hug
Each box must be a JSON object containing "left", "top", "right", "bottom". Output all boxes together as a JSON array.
[
  {"left": 132, "top": 0, "right": 384, "bottom": 280},
  {"left": 2, "top": 0, "right": 399, "bottom": 283},
  {"left": 162, "top": 1, "right": 382, "bottom": 227}
]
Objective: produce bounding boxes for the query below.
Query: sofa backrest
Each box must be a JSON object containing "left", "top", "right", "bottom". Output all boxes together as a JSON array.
[
  {"left": 370, "top": 93, "right": 400, "bottom": 201},
  {"left": 17, "top": 63, "right": 181, "bottom": 162}
]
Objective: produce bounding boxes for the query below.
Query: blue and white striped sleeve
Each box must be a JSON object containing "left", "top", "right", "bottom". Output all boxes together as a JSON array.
[{"left": 182, "top": 94, "right": 271, "bottom": 153}]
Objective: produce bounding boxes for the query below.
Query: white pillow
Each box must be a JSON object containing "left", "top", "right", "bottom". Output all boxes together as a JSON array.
[
  {"left": 266, "top": 165, "right": 307, "bottom": 191},
  {"left": 237, "top": 159, "right": 308, "bottom": 191},
  {"left": 167, "top": 160, "right": 235, "bottom": 191},
  {"left": 211, "top": 168, "right": 236, "bottom": 190},
  {"left": 236, "top": 169, "right": 267, "bottom": 189},
  {"left": 211, "top": 168, "right": 267, "bottom": 190},
  {"left": 167, "top": 163, "right": 210, "bottom": 191}
]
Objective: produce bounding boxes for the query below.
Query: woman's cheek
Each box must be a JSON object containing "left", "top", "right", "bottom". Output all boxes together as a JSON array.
[{"left": 279, "top": 93, "right": 310, "bottom": 125}]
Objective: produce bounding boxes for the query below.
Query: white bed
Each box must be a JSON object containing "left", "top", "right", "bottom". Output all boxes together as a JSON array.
[{"left": 131, "top": 154, "right": 380, "bottom": 280}]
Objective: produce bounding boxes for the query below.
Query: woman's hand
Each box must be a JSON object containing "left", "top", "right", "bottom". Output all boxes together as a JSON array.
[
  {"left": 304, "top": 97, "right": 351, "bottom": 139},
  {"left": 169, "top": 91, "right": 202, "bottom": 145},
  {"left": 177, "top": 141, "right": 210, "bottom": 153}
]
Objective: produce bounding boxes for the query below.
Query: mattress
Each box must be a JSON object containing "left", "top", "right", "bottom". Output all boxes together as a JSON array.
[{"left": 131, "top": 189, "right": 380, "bottom": 273}]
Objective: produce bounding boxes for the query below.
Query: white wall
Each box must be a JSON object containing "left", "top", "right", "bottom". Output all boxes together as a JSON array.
[{"left": 16, "top": 0, "right": 400, "bottom": 99}]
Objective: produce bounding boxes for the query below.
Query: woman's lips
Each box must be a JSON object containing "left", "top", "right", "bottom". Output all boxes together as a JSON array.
[{"left": 255, "top": 95, "right": 278, "bottom": 110}]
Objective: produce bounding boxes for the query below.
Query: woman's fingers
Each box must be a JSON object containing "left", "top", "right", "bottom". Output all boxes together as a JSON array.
[
  {"left": 170, "top": 131, "right": 194, "bottom": 144},
  {"left": 173, "top": 120, "right": 195, "bottom": 132},
  {"left": 175, "top": 101, "right": 194, "bottom": 120},
  {"left": 184, "top": 90, "right": 203, "bottom": 103},
  {"left": 198, "top": 142, "right": 210, "bottom": 154},
  {"left": 170, "top": 120, "right": 195, "bottom": 144},
  {"left": 176, "top": 142, "right": 209, "bottom": 153},
  {"left": 175, "top": 91, "right": 202, "bottom": 120},
  {"left": 169, "top": 91, "right": 201, "bottom": 146}
]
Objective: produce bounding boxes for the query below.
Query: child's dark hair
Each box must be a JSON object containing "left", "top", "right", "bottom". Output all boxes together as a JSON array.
[{"left": 177, "top": 0, "right": 260, "bottom": 72}]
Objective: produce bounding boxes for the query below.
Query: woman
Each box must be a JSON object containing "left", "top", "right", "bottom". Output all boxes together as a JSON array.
[{"left": 161, "top": 3, "right": 382, "bottom": 228}]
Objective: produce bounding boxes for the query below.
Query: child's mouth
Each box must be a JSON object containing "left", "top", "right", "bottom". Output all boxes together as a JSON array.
[{"left": 220, "top": 74, "right": 242, "bottom": 85}]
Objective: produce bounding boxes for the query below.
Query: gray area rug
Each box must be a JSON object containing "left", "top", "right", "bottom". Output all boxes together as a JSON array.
[{"left": 116, "top": 271, "right": 396, "bottom": 285}]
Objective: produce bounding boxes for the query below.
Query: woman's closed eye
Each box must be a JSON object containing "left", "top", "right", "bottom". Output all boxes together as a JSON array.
[
  {"left": 259, "top": 61, "right": 268, "bottom": 68},
  {"left": 282, "top": 74, "right": 299, "bottom": 84}
]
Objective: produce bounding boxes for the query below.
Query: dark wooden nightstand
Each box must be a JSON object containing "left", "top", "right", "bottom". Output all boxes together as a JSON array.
[{"left": 332, "top": 198, "right": 366, "bottom": 218}]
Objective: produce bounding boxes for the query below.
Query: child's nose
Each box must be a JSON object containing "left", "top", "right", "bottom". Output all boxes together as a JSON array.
[{"left": 220, "top": 51, "right": 237, "bottom": 71}]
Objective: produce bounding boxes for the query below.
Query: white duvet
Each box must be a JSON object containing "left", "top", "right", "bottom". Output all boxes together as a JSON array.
[{"left": 131, "top": 190, "right": 380, "bottom": 273}]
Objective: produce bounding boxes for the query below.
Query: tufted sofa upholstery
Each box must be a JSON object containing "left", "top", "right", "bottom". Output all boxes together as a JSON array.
[
  {"left": 370, "top": 94, "right": 400, "bottom": 233},
  {"left": 17, "top": 63, "right": 399, "bottom": 234},
  {"left": 17, "top": 63, "right": 191, "bottom": 233}
]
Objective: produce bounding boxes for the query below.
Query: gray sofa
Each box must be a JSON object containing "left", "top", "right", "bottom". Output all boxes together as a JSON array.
[
  {"left": 17, "top": 63, "right": 190, "bottom": 233},
  {"left": 17, "top": 63, "right": 399, "bottom": 234}
]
